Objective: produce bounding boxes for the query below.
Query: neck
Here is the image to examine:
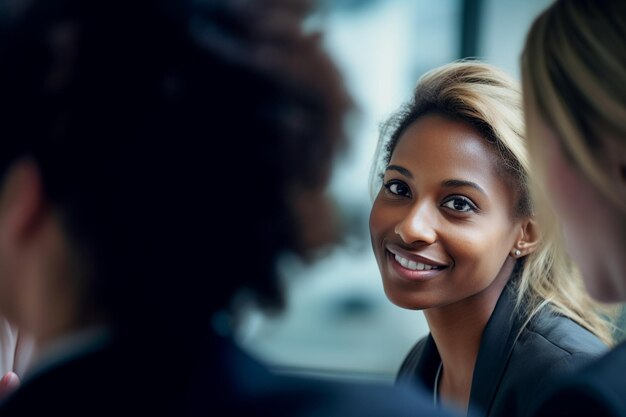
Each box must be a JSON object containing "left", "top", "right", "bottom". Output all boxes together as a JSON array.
[{"left": 425, "top": 259, "right": 514, "bottom": 414}]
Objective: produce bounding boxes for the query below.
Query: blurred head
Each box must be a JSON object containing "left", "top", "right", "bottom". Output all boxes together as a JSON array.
[
  {"left": 0, "top": 0, "right": 351, "bottom": 342},
  {"left": 370, "top": 61, "right": 614, "bottom": 344},
  {"left": 522, "top": 0, "right": 626, "bottom": 303}
]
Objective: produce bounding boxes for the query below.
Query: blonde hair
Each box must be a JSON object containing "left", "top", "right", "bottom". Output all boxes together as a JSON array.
[
  {"left": 370, "top": 60, "right": 615, "bottom": 345},
  {"left": 521, "top": 0, "right": 626, "bottom": 214}
]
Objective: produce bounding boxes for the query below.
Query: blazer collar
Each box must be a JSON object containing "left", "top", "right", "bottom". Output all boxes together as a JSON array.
[
  {"left": 416, "top": 333, "right": 442, "bottom": 392},
  {"left": 468, "top": 278, "right": 523, "bottom": 416},
  {"left": 413, "top": 276, "right": 523, "bottom": 416}
]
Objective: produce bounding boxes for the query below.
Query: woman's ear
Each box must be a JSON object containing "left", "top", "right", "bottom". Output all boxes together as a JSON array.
[
  {"left": 0, "top": 159, "right": 47, "bottom": 248},
  {"left": 0, "top": 159, "right": 49, "bottom": 321},
  {"left": 513, "top": 218, "right": 541, "bottom": 258}
]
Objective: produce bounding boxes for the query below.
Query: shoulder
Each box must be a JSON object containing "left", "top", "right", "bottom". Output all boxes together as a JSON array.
[
  {"left": 215, "top": 334, "right": 456, "bottom": 417},
  {"left": 520, "top": 308, "right": 607, "bottom": 361},
  {"left": 531, "top": 342, "right": 626, "bottom": 417},
  {"left": 0, "top": 345, "right": 127, "bottom": 416},
  {"left": 0, "top": 335, "right": 456, "bottom": 417},
  {"left": 224, "top": 335, "right": 453, "bottom": 417},
  {"left": 576, "top": 339, "right": 626, "bottom": 380},
  {"left": 503, "top": 309, "right": 607, "bottom": 407},
  {"left": 254, "top": 375, "right": 457, "bottom": 417},
  {"left": 514, "top": 308, "right": 607, "bottom": 380}
]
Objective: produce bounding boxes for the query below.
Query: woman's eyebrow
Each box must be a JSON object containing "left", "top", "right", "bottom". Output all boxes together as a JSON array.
[
  {"left": 385, "top": 164, "right": 412, "bottom": 178},
  {"left": 441, "top": 179, "right": 487, "bottom": 196}
]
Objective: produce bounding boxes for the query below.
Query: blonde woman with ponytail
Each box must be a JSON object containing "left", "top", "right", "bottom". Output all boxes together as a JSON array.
[
  {"left": 368, "top": 60, "right": 614, "bottom": 417},
  {"left": 521, "top": 0, "right": 626, "bottom": 416}
]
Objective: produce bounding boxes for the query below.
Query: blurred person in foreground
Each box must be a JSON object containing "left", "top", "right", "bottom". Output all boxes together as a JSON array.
[
  {"left": 0, "top": 0, "right": 456, "bottom": 416},
  {"left": 521, "top": 0, "right": 626, "bottom": 416}
]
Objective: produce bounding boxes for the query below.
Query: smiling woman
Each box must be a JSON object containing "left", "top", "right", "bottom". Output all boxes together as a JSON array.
[
  {"left": 373, "top": 113, "right": 526, "bottom": 312},
  {"left": 368, "top": 61, "right": 616, "bottom": 417}
]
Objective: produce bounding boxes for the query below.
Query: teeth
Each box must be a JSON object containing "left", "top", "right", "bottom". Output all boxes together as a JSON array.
[{"left": 394, "top": 254, "right": 439, "bottom": 271}]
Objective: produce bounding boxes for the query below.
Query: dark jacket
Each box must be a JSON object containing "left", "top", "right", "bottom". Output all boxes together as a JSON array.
[
  {"left": 530, "top": 340, "right": 626, "bottom": 417},
  {"left": 0, "top": 330, "right": 459, "bottom": 417},
  {"left": 396, "top": 280, "right": 608, "bottom": 417}
]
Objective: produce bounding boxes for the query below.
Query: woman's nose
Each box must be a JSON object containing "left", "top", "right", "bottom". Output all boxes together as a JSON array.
[{"left": 394, "top": 202, "right": 437, "bottom": 245}]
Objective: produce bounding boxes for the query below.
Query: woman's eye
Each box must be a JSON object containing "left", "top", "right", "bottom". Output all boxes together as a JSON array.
[
  {"left": 442, "top": 196, "right": 477, "bottom": 212},
  {"left": 384, "top": 180, "right": 410, "bottom": 197}
]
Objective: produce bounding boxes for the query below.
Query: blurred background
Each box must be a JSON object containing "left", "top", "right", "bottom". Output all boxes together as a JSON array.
[{"left": 236, "top": 0, "right": 554, "bottom": 384}]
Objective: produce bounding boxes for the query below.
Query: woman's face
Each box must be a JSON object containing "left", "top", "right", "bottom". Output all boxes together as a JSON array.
[
  {"left": 539, "top": 122, "right": 626, "bottom": 302},
  {"left": 369, "top": 114, "right": 524, "bottom": 310}
]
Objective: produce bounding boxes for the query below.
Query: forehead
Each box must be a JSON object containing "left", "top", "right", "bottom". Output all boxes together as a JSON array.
[{"left": 389, "top": 113, "right": 509, "bottom": 193}]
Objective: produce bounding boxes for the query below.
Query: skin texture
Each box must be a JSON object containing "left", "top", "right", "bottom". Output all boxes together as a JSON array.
[
  {"left": 369, "top": 113, "right": 536, "bottom": 412},
  {"left": 539, "top": 122, "right": 626, "bottom": 302},
  {"left": 370, "top": 113, "right": 525, "bottom": 312}
]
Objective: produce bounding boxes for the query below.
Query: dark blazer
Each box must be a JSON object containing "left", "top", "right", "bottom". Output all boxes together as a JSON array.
[
  {"left": 396, "top": 280, "right": 608, "bottom": 417},
  {"left": 0, "top": 330, "right": 459, "bottom": 417},
  {"left": 530, "top": 341, "right": 626, "bottom": 417}
]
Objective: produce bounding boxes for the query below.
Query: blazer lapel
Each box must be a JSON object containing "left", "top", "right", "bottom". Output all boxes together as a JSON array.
[
  {"left": 468, "top": 280, "right": 524, "bottom": 416},
  {"left": 417, "top": 334, "right": 443, "bottom": 393}
]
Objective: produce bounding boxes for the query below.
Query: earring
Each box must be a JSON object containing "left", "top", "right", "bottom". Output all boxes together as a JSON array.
[{"left": 514, "top": 249, "right": 521, "bottom": 257}]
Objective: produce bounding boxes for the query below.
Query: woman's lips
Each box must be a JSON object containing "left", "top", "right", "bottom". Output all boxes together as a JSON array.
[
  {"left": 385, "top": 247, "right": 449, "bottom": 282},
  {"left": 393, "top": 253, "right": 442, "bottom": 270},
  {"left": 386, "top": 244, "right": 449, "bottom": 268}
]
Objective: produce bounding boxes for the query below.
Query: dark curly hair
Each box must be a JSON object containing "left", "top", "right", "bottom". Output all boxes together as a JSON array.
[{"left": 0, "top": 0, "right": 351, "bottom": 335}]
